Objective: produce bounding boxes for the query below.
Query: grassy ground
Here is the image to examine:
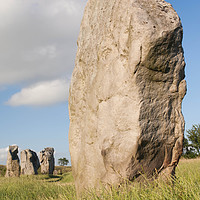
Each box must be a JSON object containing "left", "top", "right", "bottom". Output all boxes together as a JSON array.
[
  {"left": 0, "top": 172, "right": 76, "bottom": 200},
  {"left": 0, "top": 159, "right": 200, "bottom": 199},
  {"left": 0, "top": 165, "right": 6, "bottom": 176}
]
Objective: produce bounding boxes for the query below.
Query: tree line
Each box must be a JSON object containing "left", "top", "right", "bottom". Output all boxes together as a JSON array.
[
  {"left": 58, "top": 157, "right": 69, "bottom": 166},
  {"left": 183, "top": 124, "right": 200, "bottom": 158}
]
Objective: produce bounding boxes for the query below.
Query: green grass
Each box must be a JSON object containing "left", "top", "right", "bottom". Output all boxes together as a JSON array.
[
  {"left": 0, "top": 173, "right": 76, "bottom": 200},
  {"left": 0, "top": 159, "right": 200, "bottom": 199},
  {"left": 0, "top": 165, "right": 6, "bottom": 176}
]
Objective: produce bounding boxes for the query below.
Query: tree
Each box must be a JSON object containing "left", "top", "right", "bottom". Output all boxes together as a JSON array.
[
  {"left": 187, "top": 124, "right": 200, "bottom": 155},
  {"left": 58, "top": 157, "right": 69, "bottom": 166},
  {"left": 183, "top": 137, "right": 197, "bottom": 158},
  {"left": 183, "top": 124, "right": 200, "bottom": 158}
]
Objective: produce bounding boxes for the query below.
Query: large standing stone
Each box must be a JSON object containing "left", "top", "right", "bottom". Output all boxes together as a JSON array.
[
  {"left": 69, "top": 0, "right": 186, "bottom": 193},
  {"left": 5, "top": 145, "right": 20, "bottom": 177},
  {"left": 21, "top": 149, "right": 40, "bottom": 175},
  {"left": 40, "top": 147, "right": 55, "bottom": 174}
]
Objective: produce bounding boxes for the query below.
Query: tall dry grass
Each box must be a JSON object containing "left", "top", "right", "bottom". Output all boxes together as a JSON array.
[{"left": 0, "top": 159, "right": 199, "bottom": 199}]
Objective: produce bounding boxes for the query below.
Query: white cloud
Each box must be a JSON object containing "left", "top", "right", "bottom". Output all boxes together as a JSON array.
[
  {"left": 37, "top": 45, "right": 57, "bottom": 58},
  {"left": 0, "top": 147, "right": 8, "bottom": 165},
  {"left": 0, "top": 0, "right": 87, "bottom": 86},
  {"left": 6, "top": 79, "right": 69, "bottom": 106}
]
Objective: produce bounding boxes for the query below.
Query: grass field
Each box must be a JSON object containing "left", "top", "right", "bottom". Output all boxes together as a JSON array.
[{"left": 0, "top": 159, "right": 200, "bottom": 199}]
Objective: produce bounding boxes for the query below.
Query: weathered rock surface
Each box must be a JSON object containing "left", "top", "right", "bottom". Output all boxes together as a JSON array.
[
  {"left": 40, "top": 147, "right": 55, "bottom": 174},
  {"left": 69, "top": 0, "right": 186, "bottom": 193},
  {"left": 21, "top": 149, "right": 40, "bottom": 175},
  {"left": 5, "top": 145, "right": 20, "bottom": 177}
]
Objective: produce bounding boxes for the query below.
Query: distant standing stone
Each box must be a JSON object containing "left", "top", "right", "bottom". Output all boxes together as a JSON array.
[
  {"left": 21, "top": 149, "right": 40, "bottom": 175},
  {"left": 40, "top": 147, "right": 55, "bottom": 174},
  {"left": 5, "top": 145, "right": 20, "bottom": 177}
]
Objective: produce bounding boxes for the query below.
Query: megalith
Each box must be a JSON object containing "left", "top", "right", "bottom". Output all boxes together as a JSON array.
[
  {"left": 40, "top": 147, "right": 55, "bottom": 174},
  {"left": 5, "top": 145, "right": 20, "bottom": 177},
  {"left": 69, "top": 0, "right": 186, "bottom": 193},
  {"left": 21, "top": 149, "right": 40, "bottom": 175}
]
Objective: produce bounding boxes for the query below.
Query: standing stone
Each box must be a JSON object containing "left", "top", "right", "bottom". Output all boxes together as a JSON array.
[
  {"left": 5, "top": 145, "right": 20, "bottom": 177},
  {"left": 21, "top": 149, "right": 40, "bottom": 175},
  {"left": 69, "top": 0, "right": 186, "bottom": 194},
  {"left": 40, "top": 148, "right": 55, "bottom": 174}
]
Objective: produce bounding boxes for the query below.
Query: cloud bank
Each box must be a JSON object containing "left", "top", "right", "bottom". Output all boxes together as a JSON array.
[
  {"left": 0, "top": 0, "right": 87, "bottom": 106},
  {"left": 0, "top": 147, "right": 8, "bottom": 165},
  {"left": 6, "top": 79, "right": 69, "bottom": 106}
]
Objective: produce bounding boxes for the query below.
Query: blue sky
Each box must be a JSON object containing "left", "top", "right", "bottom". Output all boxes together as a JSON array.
[
  {"left": 0, "top": 0, "right": 199, "bottom": 165},
  {"left": 167, "top": 0, "right": 200, "bottom": 131}
]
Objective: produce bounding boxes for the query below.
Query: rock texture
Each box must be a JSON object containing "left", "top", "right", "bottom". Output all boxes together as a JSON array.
[
  {"left": 5, "top": 146, "right": 20, "bottom": 177},
  {"left": 40, "top": 147, "right": 55, "bottom": 174},
  {"left": 21, "top": 149, "right": 40, "bottom": 175},
  {"left": 69, "top": 0, "right": 186, "bottom": 193}
]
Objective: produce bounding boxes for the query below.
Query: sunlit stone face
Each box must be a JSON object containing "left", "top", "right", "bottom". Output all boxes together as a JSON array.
[{"left": 69, "top": 0, "right": 186, "bottom": 194}]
